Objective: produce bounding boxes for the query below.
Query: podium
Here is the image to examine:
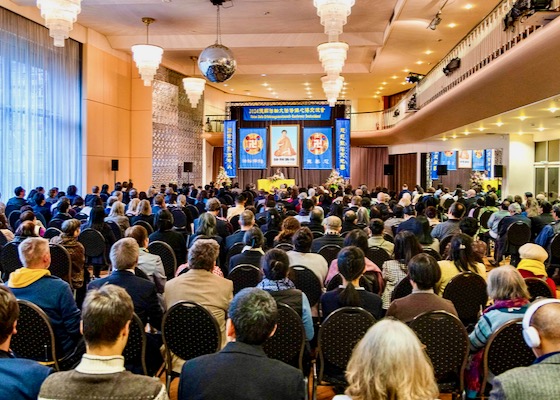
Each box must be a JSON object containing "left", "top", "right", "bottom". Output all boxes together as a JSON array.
[{"left": 257, "top": 179, "right": 296, "bottom": 192}]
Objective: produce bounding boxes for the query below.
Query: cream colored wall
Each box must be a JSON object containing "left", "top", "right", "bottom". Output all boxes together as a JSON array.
[{"left": 507, "top": 134, "right": 535, "bottom": 198}]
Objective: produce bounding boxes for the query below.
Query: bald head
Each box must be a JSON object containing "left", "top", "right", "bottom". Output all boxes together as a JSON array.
[{"left": 532, "top": 302, "right": 560, "bottom": 344}]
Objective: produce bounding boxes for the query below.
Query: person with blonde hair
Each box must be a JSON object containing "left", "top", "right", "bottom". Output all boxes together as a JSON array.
[
  {"left": 105, "top": 200, "right": 130, "bottom": 234},
  {"left": 125, "top": 198, "right": 141, "bottom": 217},
  {"left": 335, "top": 319, "right": 439, "bottom": 400},
  {"left": 131, "top": 199, "right": 154, "bottom": 228}
]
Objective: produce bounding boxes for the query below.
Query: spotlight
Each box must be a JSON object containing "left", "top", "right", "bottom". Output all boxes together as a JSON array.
[
  {"left": 428, "top": 12, "right": 442, "bottom": 30},
  {"left": 405, "top": 72, "right": 425, "bottom": 84}
]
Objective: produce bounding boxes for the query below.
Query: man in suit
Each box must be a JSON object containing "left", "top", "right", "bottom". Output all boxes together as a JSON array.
[
  {"left": 178, "top": 288, "right": 305, "bottom": 400},
  {"left": 431, "top": 201, "right": 465, "bottom": 241},
  {"left": 225, "top": 210, "right": 255, "bottom": 251},
  {"left": 311, "top": 216, "right": 344, "bottom": 252},
  {"left": 490, "top": 299, "right": 560, "bottom": 400},
  {"left": 396, "top": 206, "right": 422, "bottom": 235}
]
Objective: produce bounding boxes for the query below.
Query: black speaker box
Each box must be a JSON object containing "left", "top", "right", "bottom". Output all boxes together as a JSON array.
[
  {"left": 111, "top": 159, "right": 119, "bottom": 171},
  {"left": 494, "top": 165, "right": 503, "bottom": 178},
  {"left": 183, "top": 162, "right": 193, "bottom": 173},
  {"left": 437, "top": 165, "right": 448, "bottom": 176},
  {"left": 383, "top": 164, "right": 394, "bottom": 176}
]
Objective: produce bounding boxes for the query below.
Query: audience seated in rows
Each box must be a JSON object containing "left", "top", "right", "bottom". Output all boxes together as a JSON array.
[{"left": 286, "top": 227, "right": 328, "bottom": 284}]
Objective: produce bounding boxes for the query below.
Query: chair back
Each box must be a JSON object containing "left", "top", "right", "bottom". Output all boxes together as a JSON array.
[
  {"left": 548, "top": 233, "right": 560, "bottom": 265},
  {"left": 0, "top": 242, "right": 23, "bottom": 281},
  {"left": 409, "top": 311, "right": 469, "bottom": 393},
  {"left": 105, "top": 220, "right": 122, "bottom": 240},
  {"left": 264, "top": 230, "right": 279, "bottom": 249},
  {"left": 0, "top": 231, "right": 7, "bottom": 246},
  {"left": 122, "top": 313, "right": 148, "bottom": 375},
  {"left": 147, "top": 241, "right": 177, "bottom": 281},
  {"left": 275, "top": 242, "right": 294, "bottom": 251},
  {"left": 11, "top": 300, "right": 59, "bottom": 370},
  {"left": 171, "top": 209, "right": 187, "bottom": 229},
  {"left": 312, "top": 231, "right": 324, "bottom": 239},
  {"left": 366, "top": 246, "right": 392, "bottom": 269},
  {"left": 318, "top": 245, "right": 342, "bottom": 266},
  {"left": 8, "top": 211, "right": 21, "bottom": 230},
  {"left": 225, "top": 242, "right": 246, "bottom": 270},
  {"left": 317, "top": 307, "right": 375, "bottom": 383},
  {"left": 43, "top": 227, "right": 62, "bottom": 240},
  {"left": 481, "top": 319, "right": 535, "bottom": 394},
  {"left": 49, "top": 244, "right": 72, "bottom": 283},
  {"left": 35, "top": 212, "right": 47, "bottom": 227},
  {"left": 263, "top": 303, "right": 306, "bottom": 372},
  {"left": 443, "top": 198, "right": 454, "bottom": 210},
  {"left": 423, "top": 247, "right": 442, "bottom": 261},
  {"left": 162, "top": 301, "right": 221, "bottom": 387},
  {"left": 289, "top": 265, "right": 323, "bottom": 308},
  {"left": 524, "top": 277, "right": 555, "bottom": 301},
  {"left": 47, "top": 218, "right": 64, "bottom": 230},
  {"left": 133, "top": 220, "right": 154, "bottom": 234},
  {"left": 391, "top": 276, "right": 412, "bottom": 301},
  {"left": 382, "top": 233, "right": 394, "bottom": 243},
  {"left": 228, "top": 264, "right": 263, "bottom": 294},
  {"left": 186, "top": 205, "right": 199, "bottom": 219},
  {"left": 439, "top": 236, "right": 453, "bottom": 256},
  {"left": 78, "top": 229, "right": 106, "bottom": 258},
  {"left": 479, "top": 210, "right": 493, "bottom": 229},
  {"left": 442, "top": 271, "right": 488, "bottom": 326}
]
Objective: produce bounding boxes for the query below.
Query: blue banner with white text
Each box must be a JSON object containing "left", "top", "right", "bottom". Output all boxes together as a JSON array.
[
  {"left": 243, "top": 105, "right": 331, "bottom": 121},
  {"left": 430, "top": 152, "right": 440, "bottom": 180},
  {"left": 303, "top": 127, "right": 332, "bottom": 170},
  {"left": 439, "top": 151, "right": 457, "bottom": 171},
  {"left": 486, "top": 149, "right": 494, "bottom": 178},
  {"left": 239, "top": 128, "right": 267, "bottom": 169},
  {"left": 335, "top": 119, "right": 350, "bottom": 178},
  {"left": 223, "top": 120, "right": 237, "bottom": 177},
  {"left": 472, "top": 150, "right": 486, "bottom": 171}
]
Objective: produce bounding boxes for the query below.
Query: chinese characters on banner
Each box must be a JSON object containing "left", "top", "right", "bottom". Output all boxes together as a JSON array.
[
  {"left": 303, "top": 127, "right": 332, "bottom": 170},
  {"left": 335, "top": 119, "right": 350, "bottom": 178},
  {"left": 243, "top": 105, "right": 331, "bottom": 121},
  {"left": 472, "top": 150, "right": 486, "bottom": 171},
  {"left": 430, "top": 152, "right": 440, "bottom": 180},
  {"left": 239, "top": 128, "right": 267, "bottom": 169},
  {"left": 270, "top": 125, "right": 299, "bottom": 167},
  {"left": 458, "top": 150, "right": 473, "bottom": 168},
  {"left": 439, "top": 151, "right": 457, "bottom": 171},
  {"left": 223, "top": 120, "right": 237, "bottom": 177},
  {"left": 486, "top": 149, "right": 494, "bottom": 178}
]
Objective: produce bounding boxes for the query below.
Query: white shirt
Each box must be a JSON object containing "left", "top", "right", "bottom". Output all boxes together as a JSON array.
[{"left": 286, "top": 250, "right": 328, "bottom": 284}]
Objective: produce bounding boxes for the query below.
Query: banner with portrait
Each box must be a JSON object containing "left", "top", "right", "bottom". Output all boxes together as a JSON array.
[
  {"left": 472, "top": 150, "right": 486, "bottom": 171},
  {"left": 303, "top": 127, "right": 332, "bottom": 170},
  {"left": 270, "top": 125, "right": 299, "bottom": 167},
  {"left": 223, "top": 120, "right": 237, "bottom": 177},
  {"left": 458, "top": 150, "right": 472, "bottom": 168},
  {"left": 439, "top": 150, "right": 457, "bottom": 171},
  {"left": 239, "top": 128, "right": 267, "bottom": 169},
  {"left": 335, "top": 119, "right": 350, "bottom": 178}
]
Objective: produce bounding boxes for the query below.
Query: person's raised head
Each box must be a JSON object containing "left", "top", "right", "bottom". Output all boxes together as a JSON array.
[
  {"left": 0, "top": 286, "right": 19, "bottom": 347},
  {"left": 154, "top": 194, "right": 164, "bottom": 206},
  {"left": 448, "top": 202, "right": 466, "bottom": 219},
  {"left": 487, "top": 265, "right": 530, "bottom": 301},
  {"left": 110, "top": 238, "right": 139, "bottom": 271},
  {"left": 243, "top": 226, "right": 264, "bottom": 249},
  {"left": 235, "top": 193, "right": 247, "bottom": 205},
  {"left": 392, "top": 205, "right": 404, "bottom": 218},
  {"left": 323, "top": 216, "right": 342, "bottom": 233},
  {"left": 239, "top": 210, "right": 255, "bottom": 229},
  {"left": 188, "top": 239, "right": 219, "bottom": 271},
  {"left": 18, "top": 237, "right": 49, "bottom": 269},
  {"left": 292, "top": 227, "right": 313, "bottom": 252},
  {"left": 408, "top": 253, "right": 441, "bottom": 291},
  {"left": 81, "top": 284, "right": 134, "bottom": 351},
  {"left": 301, "top": 198, "right": 314, "bottom": 211},
  {"left": 227, "top": 288, "right": 277, "bottom": 345},
  {"left": 310, "top": 208, "right": 324, "bottom": 223},
  {"left": 541, "top": 201, "right": 553, "bottom": 214},
  {"left": 261, "top": 248, "right": 290, "bottom": 280},
  {"left": 14, "top": 186, "right": 25, "bottom": 197},
  {"left": 524, "top": 299, "right": 560, "bottom": 352},
  {"left": 369, "top": 218, "right": 384, "bottom": 236},
  {"left": 125, "top": 225, "right": 148, "bottom": 248}
]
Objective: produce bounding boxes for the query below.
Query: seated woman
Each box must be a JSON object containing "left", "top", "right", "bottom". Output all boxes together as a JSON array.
[
  {"left": 131, "top": 199, "right": 154, "bottom": 228},
  {"left": 321, "top": 246, "right": 383, "bottom": 321},
  {"left": 32, "top": 192, "right": 52, "bottom": 224},
  {"left": 465, "top": 266, "right": 530, "bottom": 398},
  {"left": 228, "top": 227, "right": 265, "bottom": 273},
  {"left": 442, "top": 217, "right": 487, "bottom": 261},
  {"left": 326, "top": 229, "right": 383, "bottom": 294},
  {"left": 273, "top": 216, "right": 301, "bottom": 247},
  {"left": 105, "top": 201, "right": 130, "bottom": 234},
  {"left": 149, "top": 209, "right": 187, "bottom": 264},
  {"left": 437, "top": 233, "right": 487, "bottom": 295},
  {"left": 257, "top": 249, "right": 314, "bottom": 340},
  {"left": 125, "top": 198, "right": 141, "bottom": 217},
  {"left": 0, "top": 208, "right": 14, "bottom": 242},
  {"left": 83, "top": 206, "right": 117, "bottom": 277},
  {"left": 260, "top": 208, "right": 282, "bottom": 234},
  {"left": 188, "top": 212, "right": 223, "bottom": 251},
  {"left": 381, "top": 231, "right": 423, "bottom": 311},
  {"left": 50, "top": 219, "right": 86, "bottom": 291},
  {"left": 19, "top": 211, "right": 46, "bottom": 237},
  {"left": 11, "top": 220, "right": 39, "bottom": 244},
  {"left": 286, "top": 227, "right": 328, "bottom": 284},
  {"left": 517, "top": 243, "right": 557, "bottom": 296},
  {"left": 334, "top": 319, "right": 439, "bottom": 400},
  {"left": 425, "top": 205, "right": 440, "bottom": 226},
  {"left": 386, "top": 253, "right": 457, "bottom": 323},
  {"left": 417, "top": 215, "right": 439, "bottom": 253}
]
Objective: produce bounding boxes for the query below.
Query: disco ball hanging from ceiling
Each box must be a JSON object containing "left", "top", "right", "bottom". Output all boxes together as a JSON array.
[{"left": 198, "top": 43, "right": 236, "bottom": 83}]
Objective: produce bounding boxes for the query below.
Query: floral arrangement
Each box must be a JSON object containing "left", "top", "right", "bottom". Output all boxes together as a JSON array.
[
  {"left": 470, "top": 170, "right": 487, "bottom": 188},
  {"left": 215, "top": 166, "right": 232, "bottom": 188},
  {"left": 267, "top": 173, "right": 283, "bottom": 182},
  {"left": 325, "top": 169, "right": 347, "bottom": 189}
]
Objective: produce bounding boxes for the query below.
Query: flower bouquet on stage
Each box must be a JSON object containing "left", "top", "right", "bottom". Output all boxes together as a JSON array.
[
  {"left": 215, "top": 166, "right": 232, "bottom": 188},
  {"left": 325, "top": 169, "right": 347, "bottom": 190}
]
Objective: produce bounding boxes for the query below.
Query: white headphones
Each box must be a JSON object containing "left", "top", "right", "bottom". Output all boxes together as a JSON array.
[{"left": 522, "top": 298, "right": 560, "bottom": 348}]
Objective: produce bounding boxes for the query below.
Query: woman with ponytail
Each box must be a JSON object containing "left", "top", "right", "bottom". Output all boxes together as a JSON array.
[
  {"left": 257, "top": 249, "right": 314, "bottom": 340},
  {"left": 321, "top": 246, "right": 382, "bottom": 320}
]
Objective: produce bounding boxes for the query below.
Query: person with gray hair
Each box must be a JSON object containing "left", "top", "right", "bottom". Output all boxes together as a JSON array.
[
  {"left": 178, "top": 288, "right": 305, "bottom": 400},
  {"left": 495, "top": 201, "right": 531, "bottom": 264},
  {"left": 225, "top": 210, "right": 255, "bottom": 251},
  {"left": 39, "top": 285, "right": 167, "bottom": 400},
  {"left": 7, "top": 237, "right": 83, "bottom": 369}
]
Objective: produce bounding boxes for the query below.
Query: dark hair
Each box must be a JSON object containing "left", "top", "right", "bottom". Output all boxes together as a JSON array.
[
  {"left": 14, "top": 186, "right": 25, "bottom": 196},
  {"left": 66, "top": 185, "right": 78, "bottom": 196},
  {"left": 61, "top": 219, "right": 81, "bottom": 236},
  {"left": 244, "top": 227, "right": 264, "bottom": 248},
  {"left": 344, "top": 210, "right": 357, "bottom": 223},
  {"left": 542, "top": 201, "right": 553, "bottom": 214},
  {"left": 236, "top": 193, "right": 247, "bottom": 204},
  {"left": 369, "top": 218, "right": 384, "bottom": 235},
  {"left": 154, "top": 209, "right": 174, "bottom": 232},
  {"left": 266, "top": 208, "right": 282, "bottom": 230},
  {"left": 449, "top": 233, "right": 480, "bottom": 273},
  {"left": 500, "top": 200, "right": 511, "bottom": 210},
  {"left": 292, "top": 227, "right": 313, "bottom": 252},
  {"left": 337, "top": 246, "right": 366, "bottom": 307},
  {"left": 328, "top": 202, "right": 344, "bottom": 219},
  {"left": 228, "top": 288, "right": 277, "bottom": 345},
  {"left": 343, "top": 229, "right": 369, "bottom": 253},
  {"left": 392, "top": 205, "right": 405, "bottom": 218},
  {"left": 449, "top": 202, "right": 466, "bottom": 218},
  {"left": 87, "top": 206, "right": 106, "bottom": 231},
  {"left": 485, "top": 196, "right": 496, "bottom": 207},
  {"left": 19, "top": 210, "right": 36, "bottom": 222},
  {"left": 262, "top": 249, "right": 290, "bottom": 280},
  {"left": 408, "top": 253, "right": 441, "bottom": 290},
  {"left": 72, "top": 196, "right": 84, "bottom": 207},
  {"left": 58, "top": 200, "right": 70, "bottom": 213},
  {"left": 301, "top": 198, "right": 313, "bottom": 211},
  {"left": 15, "top": 220, "right": 38, "bottom": 238},
  {"left": 459, "top": 217, "right": 479, "bottom": 237},
  {"left": 34, "top": 192, "right": 45, "bottom": 205},
  {"left": 394, "top": 231, "right": 422, "bottom": 265},
  {"left": 425, "top": 206, "right": 438, "bottom": 219},
  {"left": 416, "top": 216, "right": 434, "bottom": 245},
  {"left": 0, "top": 286, "right": 19, "bottom": 344}
]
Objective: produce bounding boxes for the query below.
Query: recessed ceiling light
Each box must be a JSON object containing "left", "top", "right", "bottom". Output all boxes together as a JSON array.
[
  {"left": 495, "top": 122, "right": 504, "bottom": 127},
  {"left": 415, "top": 61, "right": 423, "bottom": 65},
  {"left": 303, "top": 82, "right": 310, "bottom": 86},
  {"left": 464, "top": 131, "right": 470, "bottom": 135},
  {"left": 442, "top": 137, "right": 448, "bottom": 141},
  {"left": 230, "top": 89, "right": 234, "bottom": 91},
  {"left": 548, "top": 107, "right": 559, "bottom": 113},
  {"left": 373, "top": 95, "right": 379, "bottom": 98},
  {"left": 537, "top": 127, "right": 546, "bottom": 132},
  {"left": 391, "top": 75, "right": 398, "bottom": 79},
  {"left": 425, "top": 50, "right": 433, "bottom": 55},
  {"left": 448, "top": 23, "right": 457, "bottom": 28},
  {"left": 452, "top": 134, "right": 457, "bottom": 139},
  {"left": 378, "top": 86, "right": 383, "bottom": 90},
  {"left": 275, "top": 96, "right": 279, "bottom": 99},
  {"left": 261, "top": 74, "right": 267, "bottom": 77},
  {"left": 376, "top": 91, "right": 381, "bottom": 94},
  {"left": 518, "top": 116, "right": 528, "bottom": 121},
  {"left": 262, "top": 83, "right": 269, "bottom": 87},
  {"left": 465, "top": 4, "right": 473, "bottom": 10},
  {"left": 382, "top": 82, "right": 387, "bottom": 85},
  {"left": 403, "top": 69, "right": 410, "bottom": 73},
  {"left": 272, "top": 92, "right": 277, "bottom": 95},
  {"left": 401, "top": 82, "right": 406, "bottom": 85},
  {"left": 477, "top": 127, "right": 485, "bottom": 132},
  {"left": 267, "top": 87, "right": 273, "bottom": 91},
  {"left": 223, "top": 83, "right": 228, "bottom": 87}
]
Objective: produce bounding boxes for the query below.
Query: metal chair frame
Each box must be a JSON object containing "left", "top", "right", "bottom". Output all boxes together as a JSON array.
[
  {"left": 122, "top": 313, "right": 148, "bottom": 375},
  {"left": 228, "top": 263, "right": 263, "bottom": 294},
  {"left": 147, "top": 241, "right": 177, "bottom": 281}
]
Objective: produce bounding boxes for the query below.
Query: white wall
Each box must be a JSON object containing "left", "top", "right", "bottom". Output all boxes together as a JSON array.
[{"left": 507, "top": 134, "right": 535, "bottom": 198}]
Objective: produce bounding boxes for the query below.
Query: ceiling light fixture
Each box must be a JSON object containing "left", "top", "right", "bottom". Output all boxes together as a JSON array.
[
  {"left": 321, "top": 75, "right": 344, "bottom": 107},
  {"left": 198, "top": 1, "right": 236, "bottom": 83},
  {"left": 548, "top": 107, "right": 559, "bottom": 113},
  {"left": 313, "top": 0, "right": 355, "bottom": 41},
  {"left": 131, "top": 17, "right": 163, "bottom": 86},
  {"left": 317, "top": 41, "right": 349, "bottom": 77},
  {"left": 427, "top": 0, "right": 449, "bottom": 30},
  {"left": 183, "top": 56, "right": 206, "bottom": 108},
  {"left": 495, "top": 122, "right": 504, "bottom": 127},
  {"left": 37, "top": 0, "right": 81, "bottom": 47}
]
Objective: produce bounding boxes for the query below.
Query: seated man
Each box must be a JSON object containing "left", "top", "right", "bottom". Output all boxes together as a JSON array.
[
  {"left": 38, "top": 285, "right": 167, "bottom": 400},
  {"left": 495, "top": 202, "right": 531, "bottom": 263},
  {"left": 307, "top": 208, "right": 324, "bottom": 232},
  {"left": 490, "top": 299, "right": 560, "bottom": 400},
  {"left": 0, "top": 286, "right": 52, "bottom": 400},
  {"left": 367, "top": 218, "right": 394, "bottom": 256},
  {"left": 7, "top": 237, "right": 83, "bottom": 369},
  {"left": 225, "top": 210, "right": 255, "bottom": 251},
  {"left": 178, "top": 288, "right": 305, "bottom": 400},
  {"left": 311, "top": 216, "right": 344, "bottom": 252}
]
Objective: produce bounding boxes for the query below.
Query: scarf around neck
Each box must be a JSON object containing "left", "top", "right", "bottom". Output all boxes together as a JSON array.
[{"left": 257, "top": 277, "right": 296, "bottom": 291}]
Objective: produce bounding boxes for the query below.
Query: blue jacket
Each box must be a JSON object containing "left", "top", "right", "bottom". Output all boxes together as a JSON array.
[{"left": 0, "top": 351, "right": 53, "bottom": 400}]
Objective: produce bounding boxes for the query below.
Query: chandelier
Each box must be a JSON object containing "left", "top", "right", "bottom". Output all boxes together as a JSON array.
[
  {"left": 37, "top": 0, "right": 82, "bottom": 47},
  {"left": 317, "top": 42, "right": 349, "bottom": 77},
  {"left": 321, "top": 75, "right": 344, "bottom": 107},
  {"left": 313, "top": 0, "right": 355, "bottom": 41},
  {"left": 183, "top": 56, "right": 206, "bottom": 108},
  {"left": 131, "top": 18, "right": 163, "bottom": 87}
]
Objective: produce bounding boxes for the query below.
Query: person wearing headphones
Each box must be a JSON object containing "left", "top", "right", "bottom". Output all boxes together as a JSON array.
[{"left": 490, "top": 299, "right": 560, "bottom": 399}]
